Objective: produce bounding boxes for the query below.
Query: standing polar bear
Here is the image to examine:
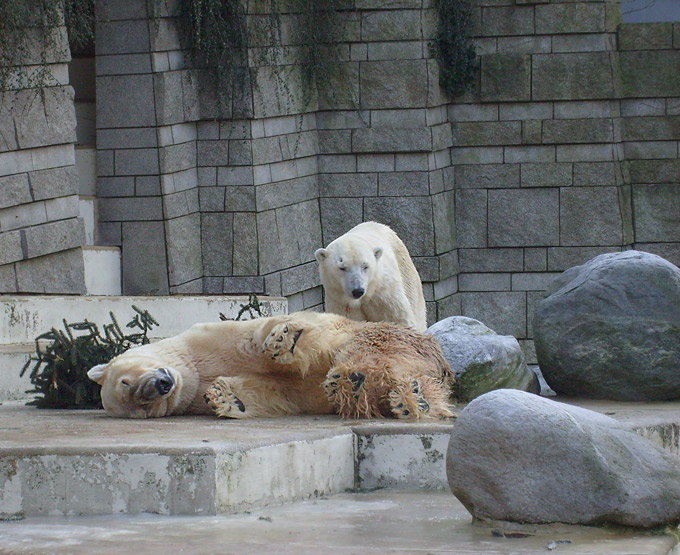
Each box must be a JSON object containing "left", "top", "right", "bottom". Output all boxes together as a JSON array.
[
  {"left": 87, "top": 311, "right": 454, "bottom": 420},
  {"left": 315, "top": 222, "right": 427, "bottom": 332}
]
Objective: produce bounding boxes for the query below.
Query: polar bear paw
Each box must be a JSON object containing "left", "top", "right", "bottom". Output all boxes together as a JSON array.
[
  {"left": 262, "top": 322, "right": 304, "bottom": 365},
  {"left": 204, "top": 377, "right": 247, "bottom": 418}
]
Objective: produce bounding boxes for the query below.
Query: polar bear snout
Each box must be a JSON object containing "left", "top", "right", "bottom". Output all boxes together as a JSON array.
[
  {"left": 140, "top": 367, "right": 175, "bottom": 399},
  {"left": 351, "top": 287, "right": 365, "bottom": 299}
]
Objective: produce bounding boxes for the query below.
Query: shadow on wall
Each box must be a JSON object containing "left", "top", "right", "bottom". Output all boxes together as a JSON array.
[{"left": 622, "top": 0, "right": 680, "bottom": 22}]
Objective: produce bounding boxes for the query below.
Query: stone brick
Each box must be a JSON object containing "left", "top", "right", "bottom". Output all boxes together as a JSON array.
[
  {"left": 223, "top": 277, "right": 265, "bottom": 294},
  {"left": 511, "top": 272, "right": 558, "bottom": 292},
  {"left": 552, "top": 34, "right": 610, "bottom": 54},
  {"left": 455, "top": 189, "right": 487, "bottom": 249},
  {"left": 624, "top": 141, "right": 677, "bottom": 160},
  {"left": 99, "top": 197, "right": 163, "bottom": 222},
  {"left": 621, "top": 99, "right": 666, "bottom": 117},
  {"left": 633, "top": 184, "right": 680, "bottom": 242},
  {"left": 97, "top": 53, "right": 152, "bottom": 75},
  {"left": 520, "top": 163, "right": 572, "bottom": 187},
  {"left": 395, "top": 153, "right": 428, "bottom": 172},
  {"left": 634, "top": 243, "right": 680, "bottom": 269},
  {"left": 0, "top": 263, "right": 17, "bottom": 293},
  {"left": 360, "top": 61, "right": 428, "bottom": 109},
  {"left": 96, "top": 19, "right": 149, "bottom": 55},
  {"left": 371, "top": 109, "right": 426, "bottom": 128},
  {"left": 229, "top": 140, "right": 253, "bottom": 166},
  {"left": 233, "top": 213, "right": 258, "bottom": 276},
  {"left": 481, "top": 54, "right": 531, "bottom": 102},
  {"left": 573, "top": 162, "right": 623, "bottom": 187},
  {"left": 542, "top": 118, "right": 614, "bottom": 144},
  {"left": 256, "top": 175, "right": 318, "bottom": 212},
  {"left": 198, "top": 188, "right": 224, "bottom": 212},
  {"left": 628, "top": 159, "right": 680, "bottom": 184},
  {"left": 318, "top": 130, "right": 352, "bottom": 154},
  {"left": 154, "top": 71, "right": 186, "bottom": 126},
  {"left": 480, "top": 6, "right": 534, "bottom": 37},
  {"left": 292, "top": 200, "right": 323, "bottom": 263},
  {"left": 159, "top": 142, "right": 196, "bottom": 174},
  {"left": 364, "top": 196, "right": 435, "bottom": 256},
  {"left": 368, "top": 41, "right": 423, "bottom": 61},
  {"left": 449, "top": 104, "right": 499, "bottom": 122},
  {"left": 554, "top": 101, "right": 617, "bottom": 120},
  {"left": 451, "top": 147, "right": 504, "bottom": 165},
  {"left": 413, "top": 256, "right": 439, "bottom": 282},
  {"left": 454, "top": 164, "right": 520, "bottom": 189},
  {"left": 318, "top": 155, "right": 357, "bottom": 173},
  {"left": 358, "top": 154, "right": 395, "bottom": 172},
  {"left": 535, "top": 3, "right": 605, "bottom": 34},
  {"left": 461, "top": 291, "right": 527, "bottom": 338},
  {"left": 459, "top": 248, "right": 524, "bottom": 273},
  {"left": 45, "top": 195, "right": 79, "bottom": 221},
  {"left": 532, "top": 53, "right": 616, "bottom": 101},
  {"left": 22, "top": 218, "right": 84, "bottom": 259},
  {"left": 436, "top": 293, "right": 462, "bottom": 322},
  {"left": 618, "top": 23, "right": 673, "bottom": 51},
  {"left": 0, "top": 201, "right": 47, "bottom": 232},
  {"left": 547, "top": 246, "right": 621, "bottom": 272},
  {"left": 0, "top": 174, "right": 31, "bottom": 209},
  {"left": 524, "top": 247, "right": 547, "bottom": 272},
  {"left": 13, "top": 87, "right": 76, "bottom": 150},
  {"left": 459, "top": 273, "right": 511, "bottom": 292},
  {"left": 15, "top": 248, "right": 86, "bottom": 294},
  {"left": 433, "top": 191, "right": 456, "bottom": 255},
  {"left": 280, "top": 262, "right": 320, "bottom": 296},
  {"left": 0, "top": 230, "right": 23, "bottom": 265},
  {"left": 623, "top": 116, "right": 680, "bottom": 142},
  {"left": 202, "top": 212, "right": 233, "bottom": 276},
  {"left": 488, "top": 189, "right": 559, "bottom": 247},
  {"left": 559, "top": 187, "right": 624, "bottom": 246},
  {"left": 320, "top": 173, "right": 377, "bottom": 197},
  {"left": 361, "top": 10, "right": 421, "bottom": 41},
  {"left": 166, "top": 213, "right": 202, "bottom": 286},
  {"left": 320, "top": 198, "right": 363, "bottom": 245},
  {"left": 99, "top": 222, "right": 121, "bottom": 246},
  {"left": 197, "top": 141, "right": 229, "bottom": 167},
  {"left": 497, "top": 36, "right": 552, "bottom": 55},
  {"left": 378, "top": 171, "right": 429, "bottom": 196},
  {"left": 556, "top": 143, "right": 616, "bottom": 163},
  {"left": 620, "top": 51, "right": 680, "bottom": 98},
  {"left": 225, "top": 186, "right": 256, "bottom": 212},
  {"left": 98, "top": 75, "right": 156, "bottom": 128},
  {"left": 30, "top": 166, "right": 80, "bottom": 201},
  {"left": 521, "top": 120, "right": 542, "bottom": 145},
  {"left": 96, "top": 0, "right": 146, "bottom": 21},
  {"left": 451, "top": 121, "right": 522, "bottom": 146},
  {"left": 504, "top": 146, "right": 555, "bottom": 164},
  {"left": 499, "top": 103, "right": 552, "bottom": 122}
]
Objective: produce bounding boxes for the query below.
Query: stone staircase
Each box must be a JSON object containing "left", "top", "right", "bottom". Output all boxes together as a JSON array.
[{"left": 0, "top": 295, "right": 287, "bottom": 402}]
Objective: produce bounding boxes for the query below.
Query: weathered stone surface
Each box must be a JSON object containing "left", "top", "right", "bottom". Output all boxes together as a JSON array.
[
  {"left": 201, "top": 213, "right": 233, "bottom": 276},
  {"left": 455, "top": 189, "right": 487, "bottom": 249},
  {"left": 620, "top": 51, "right": 680, "bottom": 98},
  {"left": 454, "top": 164, "right": 519, "bottom": 189},
  {"left": 97, "top": 75, "right": 156, "bottom": 128},
  {"left": 488, "top": 189, "right": 559, "bottom": 247},
  {"left": 428, "top": 317, "right": 538, "bottom": 402},
  {"left": 460, "top": 291, "right": 526, "bottom": 339},
  {"left": 15, "top": 249, "right": 85, "bottom": 294},
  {"left": 618, "top": 23, "right": 674, "bottom": 51},
  {"left": 447, "top": 389, "right": 680, "bottom": 527},
  {"left": 481, "top": 54, "right": 531, "bottom": 102},
  {"left": 633, "top": 184, "right": 680, "bottom": 242},
  {"left": 166, "top": 213, "right": 202, "bottom": 287},
  {"left": 560, "top": 187, "right": 624, "bottom": 246},
  {"left": 534, "top": 251, "right": 680, "bottom": 401},
  {"left": 533, "top": 53, "right": 616, "bottom": 101},
  {"left": 121, "top": 222, "right": 169, "bottom": 295},
  {"left": 535, "top": 3, "right": 605, "bottom": 35},
  {"left": 0, "top": 174, "right": 31, "bottom": 209}
]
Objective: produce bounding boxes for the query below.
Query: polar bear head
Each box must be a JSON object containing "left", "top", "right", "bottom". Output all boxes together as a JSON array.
[
  {"left": 315, "top": 236, "right": 383, "bottom": 303},
  {"left": 87, "top": 348, "right": 188, "bottom": 418}
]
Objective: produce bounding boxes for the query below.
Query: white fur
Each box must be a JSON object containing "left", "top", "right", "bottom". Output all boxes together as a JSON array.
[{"left": 315, "top": 221, "right": 427, "bottom": 332}]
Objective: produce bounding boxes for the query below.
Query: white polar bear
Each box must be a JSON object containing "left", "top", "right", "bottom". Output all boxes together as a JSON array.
[{"left": 315, "top": 221, "right": 427, "bottom": 332}]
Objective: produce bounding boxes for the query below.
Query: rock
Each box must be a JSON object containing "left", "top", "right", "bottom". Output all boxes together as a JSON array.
[
  {"left": 427, "top": 316, "right": 539, "bottom": 402},
  {"left": 533, "top": 251, "right": 680, "bottom": 401},
  {"left": 446, "top": 389, "right": 680, "bottom": 528}
]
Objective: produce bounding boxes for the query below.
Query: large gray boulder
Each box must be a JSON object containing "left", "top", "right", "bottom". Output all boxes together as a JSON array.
[
  {"left": 427, "top": 316, "right": 539, "bottom": 402},
  {"left": 534, "top": 250, "right": 680, "bottom": 401},
  {"left": 446, "top": 389, "right": 680, "bottom": 528}
]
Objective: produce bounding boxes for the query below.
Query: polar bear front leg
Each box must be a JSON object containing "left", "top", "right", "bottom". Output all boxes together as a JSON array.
[
  {"left": 204, "top": 376, "right": 302, "bottom": 418},
  {"left": 261, "top": 321, "right": 304, "bottom": 365}
]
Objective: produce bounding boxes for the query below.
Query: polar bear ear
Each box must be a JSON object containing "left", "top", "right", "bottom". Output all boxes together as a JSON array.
[
  {"left": 315, "top": 248, "right": 329, "bottom": 262},
  {"left": 374, "top": 247, "right": 383, "bottom": 260},
  {"left": 87, "top": 364, "right": 108, "bottom": 384}
]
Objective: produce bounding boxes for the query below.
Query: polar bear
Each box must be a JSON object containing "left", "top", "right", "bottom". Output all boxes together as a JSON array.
[
  {"left": 315, "top": 222, "right": 427, "bottom": 332},
  {"left": 87, "top": 311, "right": 454, "bottom": 420}
]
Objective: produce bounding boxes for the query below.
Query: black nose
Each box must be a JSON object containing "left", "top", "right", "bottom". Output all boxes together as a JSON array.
[
  {"left": 155, "top": 369, "right": 174, "bottom": 395},
  {"left": 352, "top": 288, "right": 364, "bottom": 299}
]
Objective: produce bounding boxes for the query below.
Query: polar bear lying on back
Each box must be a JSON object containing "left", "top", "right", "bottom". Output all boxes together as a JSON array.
[
  {"left": 315, "top": 222, "right": 427, "bottom": 332},
  {"left": 87, "top": 311, "right": 453, "bottom": 420}
]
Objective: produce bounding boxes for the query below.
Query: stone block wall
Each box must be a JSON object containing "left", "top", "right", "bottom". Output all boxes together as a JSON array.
[
  {"left": 0, "top": 18, "right": 86, "bottom": 293},
  {"left": 449, "top": 0, "right": 679, "bottom": 361}
]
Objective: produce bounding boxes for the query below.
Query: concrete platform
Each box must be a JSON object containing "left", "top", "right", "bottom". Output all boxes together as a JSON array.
[{"left": 1, "top": 490, "right": 676, "bottom": 555}]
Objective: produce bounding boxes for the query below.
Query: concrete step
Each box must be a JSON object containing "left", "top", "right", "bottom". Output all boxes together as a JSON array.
[
  {"left": 0, "top": 295, "right": 287, "bottom": 401},
  {"left": 0, "top": 399, "right": 679, "bottom": 519},
  {"left": 82, "top": 246, "right": 121, "bottom": 295}
]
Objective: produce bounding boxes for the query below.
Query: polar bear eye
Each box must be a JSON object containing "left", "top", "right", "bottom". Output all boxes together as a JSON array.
[
  {"left": 361, "top": 264, "right": 369, "bottom": 271},
  {"left": 121, "top": 379, "right": 131, "bottom": 387},
  {"left": 339, "top": 266, "right": 347, "bottom": 272}
]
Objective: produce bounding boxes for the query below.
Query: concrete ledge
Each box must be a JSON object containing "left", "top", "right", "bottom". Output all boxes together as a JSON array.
[{"left": 2, "top": 398, "right": 680, "bottom": 518}]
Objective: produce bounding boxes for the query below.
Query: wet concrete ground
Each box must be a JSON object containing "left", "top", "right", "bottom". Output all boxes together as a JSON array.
[{"left": 0, "top": 490, "right": 676, "bottom": 555}]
